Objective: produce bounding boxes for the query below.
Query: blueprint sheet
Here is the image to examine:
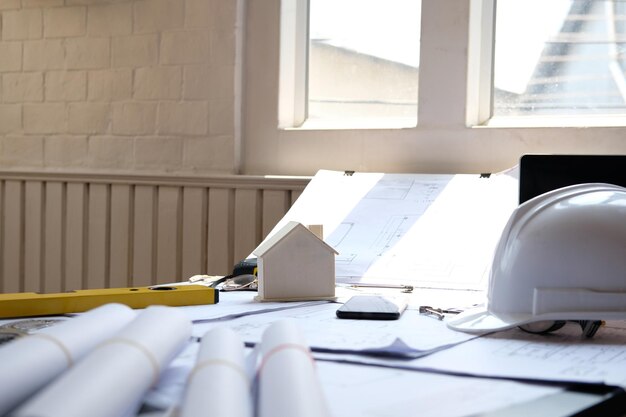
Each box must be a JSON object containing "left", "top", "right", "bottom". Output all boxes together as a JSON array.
[
  {"left": 262, "top": 170, "right": 518, "bottom": 290},
  {"left": 413, "top": 320, "right": 626, "bottom": 387}
]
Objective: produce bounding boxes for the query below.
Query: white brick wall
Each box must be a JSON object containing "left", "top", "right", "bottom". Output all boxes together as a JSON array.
[
  {"left": 88, "top": 69, "right": 132, "bottom": 101},
  {"left": 23, "top": 103, "right": 66, "bottom": 134},
  {"left": 3, "top": 73, "right": 44, "bottom": 102},
  {"left": 134, "top": 0, "right": 184, "bottom": 33},
  {"left": 24, "top": 40, "right": 65, "bottom": 70},
  {"left": 111, "top": 102, "right": 157, "bottom": 135},
  {"left": 0, "top": 42, "right": 22, "bottom": 72},
  {"left": 0, "top": 105, "right": 21, "bottom": 134},
  {"left": 112, "top": 34, "right": 158, "bottom": 67},
  {"left": 160, "top": 30, "right": 210, "bottom": 64},
  {"left": 159, "top": 101, "right": 209, "bottom": 135},
  {"left": 3, "top": 9, "right": 43, "bottom": 40},
  {"left": 88, "top": 4, "right": 132, "bottom": 37},
  {"left": 135, "top": 67, "right": 182, "bottom": 100},
  {"left": 0, "top": 0, "right": 237, "bottom": 174},
  {"left": 0, "top": 135, "right": 44, "bottom": 167},
  {"left": 44, "top": 135, "right": 89, "bottom": 167},
  {"left": 68, "top": 103, "right": 110, "bottom": 134},
  {"left": 45, "top": 71, "right": 87, "bottom": 102},
  {"left": 0, "top": 1, "right": 21, "bottom": 11},
  {"left": 43, "top": 6, "right": 86, "bottom": 38}
]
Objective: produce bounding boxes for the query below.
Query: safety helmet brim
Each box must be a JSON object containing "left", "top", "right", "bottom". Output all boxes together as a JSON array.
[{"left": 446, "top": 306, "right": 532, "bottom": 333}]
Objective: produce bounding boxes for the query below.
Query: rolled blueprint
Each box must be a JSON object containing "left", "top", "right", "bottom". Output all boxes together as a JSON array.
[
  {"left": 179, "top": 326, "right": 252, "bottom": 417},
  {"left": 13, "top": 305, "right": 192, "bottom": 417},
  {"left": 0, "top": 303, "right": 136, "bottom": 416},
  {"left": 258, "top": 319, "right": 332, "bottom": 417}
]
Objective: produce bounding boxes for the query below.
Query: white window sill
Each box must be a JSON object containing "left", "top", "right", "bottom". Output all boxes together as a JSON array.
[
  {"left": 284, "top": 117, "right": 418, "bottom": 131},
  {"left": 482, "top": 115, "right": 626, "bottom": 128}
]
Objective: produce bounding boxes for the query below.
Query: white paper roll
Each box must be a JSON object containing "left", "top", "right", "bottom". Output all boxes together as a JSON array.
[
  {"left": 0, "top": 303, "right": 136, "bottom": 416},
  {"left": 179, "top": 327, "right": 252, "bottom": 417},
  {"left": 13, "top": 305, "right": 192, "bottom": 417},
  {"left": 258, "top": 319, "right": 332, "bottom": 417}
]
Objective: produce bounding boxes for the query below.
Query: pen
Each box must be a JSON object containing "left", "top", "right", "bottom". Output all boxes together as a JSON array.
[{"left": 349, "top": 283, "right": 414, "bottom": 293}]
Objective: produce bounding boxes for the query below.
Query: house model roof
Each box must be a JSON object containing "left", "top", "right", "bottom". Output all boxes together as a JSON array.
[{"left": 253, "top": 221, "right": 338, "bottom": 257}]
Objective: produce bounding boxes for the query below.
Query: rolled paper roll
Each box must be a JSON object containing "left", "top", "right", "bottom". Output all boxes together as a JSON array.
[
  {"left": 179, "top": 327, "right": 252, "bottom": 417},
  {"left": 257, "top": 319, "right": 332, "bottom": 417},
  {"left": 0, "top": 303, "right": 136, "bottom": 416},
  {"left": 13, "top": 305, "right": 192, "bottom": 417}
]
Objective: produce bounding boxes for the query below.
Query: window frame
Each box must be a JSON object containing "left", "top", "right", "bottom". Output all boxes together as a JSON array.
[
  {"left": 241, "top": 0, "right": 626, "bottom": 176},
  {"left": 278, "top": 0, "right": 309, "bottom": 128}
]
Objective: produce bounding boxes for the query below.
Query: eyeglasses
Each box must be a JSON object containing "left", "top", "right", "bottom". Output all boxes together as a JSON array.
[
  {"left": 519, "top": 320, "right": 604, "bottom": 338},
  {"left": 208, "top": 274, "right": 258, "bottom": 292}
]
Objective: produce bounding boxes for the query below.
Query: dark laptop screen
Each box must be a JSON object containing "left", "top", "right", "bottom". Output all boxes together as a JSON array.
[{"left": 519, "top": 155, "right": 626, "bottom": 204}]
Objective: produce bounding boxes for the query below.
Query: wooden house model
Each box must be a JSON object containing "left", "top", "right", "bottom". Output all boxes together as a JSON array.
[{"left": 253, "top": 221, "right": 338, "bottom": 301}]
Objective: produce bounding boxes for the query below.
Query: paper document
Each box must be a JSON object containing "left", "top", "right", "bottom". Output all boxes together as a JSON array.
[
  {"left": 317, "top": 361, "right": 562, "bottom": 417},
  {"left": 260, "top": 170, "right": 518, "bottom": 290},
  {"left": 179, "top": 327, "right": 252, "bottom": 417},
  {"left": 191, "top": 302, "right": 478, "bottom": 358},
  {"left": 0, "top": 304, "right": 136, "bottom": 416},
  {"left": 258, "top": 319, "right": 332, "bottom": 417},
  {"left": 412, "top": 321, "right": 626, "bottom": 387},
  {"left": 141, "top": 340, "right": 201, "bottom": 411},
  {"left": 14, "top": 306, "right": 191, "bottom": 417},
  {"left": 145, "top": 338, "right": 567, "bottom": 417},
  {"left": 177, "top": 291, "right": 331, "bottom": 323}
]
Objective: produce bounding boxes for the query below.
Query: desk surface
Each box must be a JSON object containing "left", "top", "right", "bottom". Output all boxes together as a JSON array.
[
  {"left": 2, "top": 289, "right": 626, "bottom": 417},
  {"left": 132, "top": 289, "right": 625, "bottom": 417},
  {"left": 5, "top": 169, "right": 626, "bottom": 416}
]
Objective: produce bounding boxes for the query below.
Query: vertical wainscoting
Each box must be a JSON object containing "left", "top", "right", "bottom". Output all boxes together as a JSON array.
[{"left": 0, "top": 172, "right": 309, "bottom": 293}]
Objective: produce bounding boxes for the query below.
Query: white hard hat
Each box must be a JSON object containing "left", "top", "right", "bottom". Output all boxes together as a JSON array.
[{"left": 448, "top": 183, "right": 626, "bottom": 333}]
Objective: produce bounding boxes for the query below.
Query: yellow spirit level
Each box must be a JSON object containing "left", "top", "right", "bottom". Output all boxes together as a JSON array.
[{"left": 0, "top": 285, "right": 219, "bottom": 318}]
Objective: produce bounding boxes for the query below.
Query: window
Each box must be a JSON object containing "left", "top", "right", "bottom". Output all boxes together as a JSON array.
[
  {"left": 242, "top": 0, "right": 626, "bottom": 176},
  {"left": 307, "top": 0, "right": 421, "bottom": 127},
  {"left": 494, "top": 0, "right": 626, "bottom": 117}
]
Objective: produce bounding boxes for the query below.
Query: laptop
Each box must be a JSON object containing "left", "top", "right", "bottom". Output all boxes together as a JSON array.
[{"left": 518, "top": 154, "right": 626, "bottom": 204}]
